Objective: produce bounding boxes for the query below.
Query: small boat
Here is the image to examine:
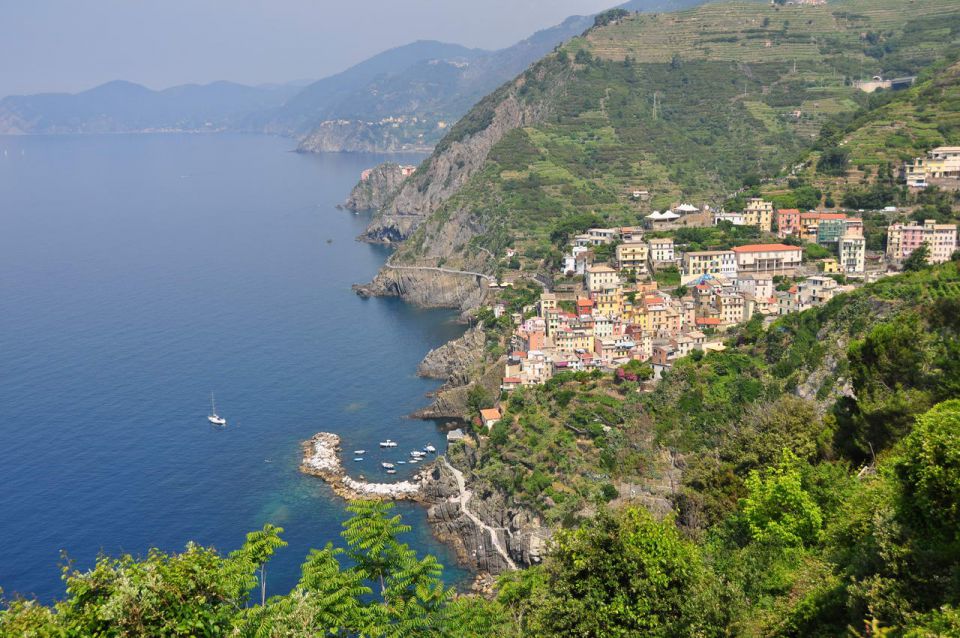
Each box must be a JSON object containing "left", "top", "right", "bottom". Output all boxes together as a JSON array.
[
  {"left": 396, "top": 460, "right": 406, "bottom": 465},
  {"left": 410, "top": 451, "right": 426, "bottom": 458},
  {"left": 207, "top": 392, "right": 226, "bottom": 426},
  {"left": 409, "top": 459, "right": 419, "bottom": 464},
  {"left": 424, "top": 444, "right": 437, "bottom": 453},
  {"left": 381, "top": 462, "right": 395, "bottom": 469},
  {"left": 354, "top": 450, "right": 366, "bottom": 455},
  {"left": 353, "top": 457, "right": 364, "bottom": 462},
  {"left": 379, "top": 440, "right": 398, "bottom": 448},
  {"left": 386, "top": 469, "right": 397, "bottom": 475}
]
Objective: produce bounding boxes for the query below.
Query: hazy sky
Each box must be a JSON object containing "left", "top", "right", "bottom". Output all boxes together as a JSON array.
[{"left": 1, "top": 0, "right": 619, "bottom": 97}]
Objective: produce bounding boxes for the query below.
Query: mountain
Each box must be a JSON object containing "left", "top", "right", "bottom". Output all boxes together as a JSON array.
[
  {"left": 293, "top": 0, "right": 709, "bottom": 151},
  {"left": 0, "top": 80, "right": 301, "bottom": 135},
  {"left": 355, "top": 0, "right": 960, "bottom": 305},
  {"left": 0, "top": 0, "right": 709, "bottom": 146}
]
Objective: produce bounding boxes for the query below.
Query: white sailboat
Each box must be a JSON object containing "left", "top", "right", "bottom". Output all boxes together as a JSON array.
[{"left": 208, "top": 392, "right": 226, "bottom": 426}]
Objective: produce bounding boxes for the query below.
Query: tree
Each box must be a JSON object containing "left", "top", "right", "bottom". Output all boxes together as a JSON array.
[
  {"left": 534, "top": 508, "right": 706, "bottom": 637},
  {"left": 903, "top": 244, "right": 931, "bottom": 272},
  {"left": 817, "top": 147, "right": 850, "bottom": 176},
  {"left": 896, "top": 400, "right": 960, "bottom": 537},
  {"left": 240, "top": 523, "right": 288, "bottom": 606},
  {"left": 740, "top": 451, "right": 823, "bottom": 547}
]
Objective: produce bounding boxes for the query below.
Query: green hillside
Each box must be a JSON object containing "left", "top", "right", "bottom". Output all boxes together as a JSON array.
[{"left": 393, "top": 0, "right": 960, "bottom": 268}]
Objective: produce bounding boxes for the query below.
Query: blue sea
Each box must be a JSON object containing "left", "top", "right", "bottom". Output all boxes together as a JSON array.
[{"left": 0, "top": 133, "right": 470, "bottom": 602}]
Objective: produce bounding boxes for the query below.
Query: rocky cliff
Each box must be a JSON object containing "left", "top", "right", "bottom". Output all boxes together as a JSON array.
[
  {"left": 296, "top": 120, "right": 435, "bottom": 154},
  {"left": 354, "top": 266, "right": 490, "bottom": 311},
  {"left": 343, "top": 163, "right": 411, "bottom": 213},
  {"left": 360, "top": 57, "right": 571, "bottom": 245},
  {"left": 421, "top": 441, "right": 550, "bottom": 574}
]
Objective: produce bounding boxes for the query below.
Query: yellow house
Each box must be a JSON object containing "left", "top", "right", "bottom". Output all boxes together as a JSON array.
[
  {"left": 820, "top": 258, "right": 842, "bottom": 274},
  {"left": 744, "top": 198, "right": 774, "bottom": 233}
]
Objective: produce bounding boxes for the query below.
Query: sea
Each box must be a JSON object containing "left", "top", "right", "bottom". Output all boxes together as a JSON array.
[{"left": 0, "top": 133, "right": 471, "bottom": 602}]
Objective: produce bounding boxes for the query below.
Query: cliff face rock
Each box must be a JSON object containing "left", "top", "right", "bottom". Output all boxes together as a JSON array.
[
  {"left": 414, "top": 357, "right": 505, "bottom": 421},
  {"left": 296, "top": 120, "right": 433, "bottom": 154},
  {"left": 418, "top": 325, "right": 486, "bottom": 379},
  {"left": 361, "top": 60, "right": 569, "bottom": 244},
  {"left": 343, "top": 163, "right": 410, "bottom": 213},
  {"left": 353, "top": 267, "right": 489, "bottom": 311},
  {"left": 421, "top": 444, "right": 550, "bottom": 574}
]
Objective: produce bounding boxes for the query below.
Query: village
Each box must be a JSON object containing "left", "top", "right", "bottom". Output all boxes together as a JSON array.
[{"left": 488, "top": 174, "right": 959, "bottom": 405}]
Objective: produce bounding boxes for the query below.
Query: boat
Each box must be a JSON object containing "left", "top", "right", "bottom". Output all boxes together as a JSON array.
[
  {"left": 409, "top": 459, "right": 419, "bottom": 464},
  {"left": 354, "top": 450, "right": 366, "bottom": 455},
  {"left": 424, "top": 444, "right": 437, "bottom": 453},
  {"left": 381, "top": 462, "right": 395, "bottom": 469},
  {"left": 410, "top": 451, "right": 426, "bottom": 458},
  {"left": 379, "top": 439, "right": 398, "bottom": 448},
  {"left": 386, "top": 469, "right": 397, "bottom": 475},
  {"left": 396, "top": 460, "right": 406, "bottom": 465},
  {"left": 353, "top": 457, "right": 364, "bottom": 462},
  {"left": 207, "top": 392, "right": 226, "bottom": 426}
]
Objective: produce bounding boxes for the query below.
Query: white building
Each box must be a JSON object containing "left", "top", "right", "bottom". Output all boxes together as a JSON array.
[{"left": 839, "top": 234, "right": 866, "bottom": 274}]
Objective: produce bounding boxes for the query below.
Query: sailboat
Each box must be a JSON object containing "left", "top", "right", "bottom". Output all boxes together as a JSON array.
[{"left": 208, "top": 392, "right": 226, "bottom": 426}]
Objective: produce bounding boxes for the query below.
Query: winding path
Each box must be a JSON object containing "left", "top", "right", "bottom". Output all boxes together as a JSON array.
[
  {"left": 441, "top": 456, "right": 517, "bottom": 571},
  {"left": 384, "top": 253, "right": 495, "bottom": 282}
]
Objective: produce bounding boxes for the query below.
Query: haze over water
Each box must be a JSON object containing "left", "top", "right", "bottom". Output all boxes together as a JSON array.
[{"left": 0, "top": 133, "right": 469, "bottom": 601}]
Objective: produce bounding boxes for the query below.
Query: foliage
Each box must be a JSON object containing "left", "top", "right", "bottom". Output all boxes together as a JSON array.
[
  {"left": 532, "top": 508, "right": 709, "bottom": 638},
  {"left": 741, "top": 451, "right": 824, "bottom": 547}
]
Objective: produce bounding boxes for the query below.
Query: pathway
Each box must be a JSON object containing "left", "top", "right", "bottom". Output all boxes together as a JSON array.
[{"left": 441, "top": 456, "right": 517, "bottom": 571}]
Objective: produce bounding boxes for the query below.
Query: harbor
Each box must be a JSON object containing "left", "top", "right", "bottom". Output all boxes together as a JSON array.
[{"left": 299, "top": 432, "right": 433, "bottom": 501}]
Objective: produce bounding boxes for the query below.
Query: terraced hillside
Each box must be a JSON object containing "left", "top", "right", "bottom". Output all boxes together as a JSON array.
[{"left": 363, "top": 0, "right": 960, "bottom": 289}]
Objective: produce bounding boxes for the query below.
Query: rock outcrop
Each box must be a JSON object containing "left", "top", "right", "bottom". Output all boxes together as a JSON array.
[
  {"left": 421, "top": 440, "right": 550, "bottom": 574},
  {"left": 354, "top": 267, "right": 489, "bottom": 311},
  {"left": 296, "top": 120, "right": 434, "bottom": 154},
  {"left": 361, "top": 60, "right": 570, "bottom": 244},
  {"left": 418, "top": 325, "right": 486, "bottom": 379},
  {"left": 343, "top": 163, "right": 411, "bottom": 213}
]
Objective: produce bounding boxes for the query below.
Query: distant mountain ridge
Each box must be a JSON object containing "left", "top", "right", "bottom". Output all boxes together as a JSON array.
[
  {"left": 0, "top": 80, "right": 302, "bottom": 135},
  {"left": 0, "top": 0, "right": 708, "bottom": 147}
]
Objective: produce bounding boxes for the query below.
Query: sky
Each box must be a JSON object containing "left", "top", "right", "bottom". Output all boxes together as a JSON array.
[{"left": 0, "top": 0, "right": 620, "bottom": 97}]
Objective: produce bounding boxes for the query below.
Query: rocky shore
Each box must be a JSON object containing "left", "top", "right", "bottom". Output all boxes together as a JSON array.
[{"left": 299, "top": 432, "right": 424, "bottom": 501}]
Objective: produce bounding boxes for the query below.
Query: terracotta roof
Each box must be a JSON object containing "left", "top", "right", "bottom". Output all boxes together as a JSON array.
[
  {"left": 777, "top": 209, "right": 801, "bottom": 215},
  {"left": 480, "top": 408, "right": 502, "bottom": 422},
  {"left": 696, "top": 317, "right": 721, "bottom": 326},
  {"left": 732, "top": 243, "right": 802, "bottom": 253},
  {"left": 511, "top": 351, "right": 527, "bottom": 359},
  {"left": 502, "top": 377, "right": 521, "bottom": 384}
]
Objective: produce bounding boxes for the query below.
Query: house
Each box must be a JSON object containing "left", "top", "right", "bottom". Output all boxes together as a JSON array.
[
  {"left": 902, "top": 146, "right": 960, "bottom": 188},
  {"left": 821, "top": 258, "right": 842, "bottom": 274},
  {"left": 682, "top": 250, "right": 737, "bottom": 284},
  {"left": 480, "top": 408, "right": 502, "bottom": 429},
  {"left": 648, "top": 237, "right": 676, "bottom": 263},
  {"left": 644, "top": 210, "right": 681, "bottom": 230},
  {"left": 587, "top": 228, "right": 618, "bottom": 245},
  {"left": 775, "top": 209, "right": 802, "bottom": 238},
  {"left": 744, "top": 198, "right": 774, "bottom": 233},
  {"left": 840, "top": 234, "right": 866, "bottom": 273},
  {"left": 732, "top": 244, "right": 803, "bottom": 275},
  {"left": 616, "top": 240, "right": 649, "bottom": 273},
  {"left": 714, "top": 211, "right": 747, "bottom": 226},
  {"left": 887, "top": 220, "right": 958, "bottom": 264},
  {"left": 586, "top": 264, "right": 620, "bottom": 292}
]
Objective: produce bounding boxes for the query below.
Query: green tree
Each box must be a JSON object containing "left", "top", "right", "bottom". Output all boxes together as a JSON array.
[
  {"left": 903, "top": 244, "right": 931, "bottom": 272},
  {"left": 240, "top": 523, "right": 288, "bottom": 606},
  {"left": 535, "top": 508, "right": 706, "bottom": 637},
  {"left": 741, "top": 451, "right": 823, "bottom": 547},
  {"left": 896, "top": 400, "right": 960, "bottom": 537}
]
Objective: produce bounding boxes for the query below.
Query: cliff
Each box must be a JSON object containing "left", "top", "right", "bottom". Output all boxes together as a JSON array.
[
  {"left": 343, "top": 163, "right": 411, "bottom": 213},
  {"left": 296, "top": 120, "right": 436, "bottom": 154},
  {"left": 360, "top": 56, "right": 571, "bottom": 244}
]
